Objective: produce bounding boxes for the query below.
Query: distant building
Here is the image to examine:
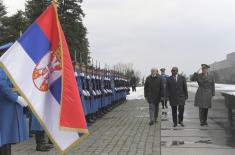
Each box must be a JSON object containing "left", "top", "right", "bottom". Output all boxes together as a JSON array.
[{"left": 209, "top": 52, "right": 235, "bottom": 84}]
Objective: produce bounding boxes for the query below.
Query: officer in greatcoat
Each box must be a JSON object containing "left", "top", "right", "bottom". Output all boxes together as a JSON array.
[{"left": 191, "top": 64, "right": 215, "bottom": 126}]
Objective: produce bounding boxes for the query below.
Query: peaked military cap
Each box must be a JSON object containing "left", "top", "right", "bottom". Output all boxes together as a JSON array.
[{"left": 201, "top": 64, "right": 210, "bottom": 69}]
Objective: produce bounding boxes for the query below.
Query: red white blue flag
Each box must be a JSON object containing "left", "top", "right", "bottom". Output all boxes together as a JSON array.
[{"left": 0, "top": 2, "right": 88, "bottom": 153}]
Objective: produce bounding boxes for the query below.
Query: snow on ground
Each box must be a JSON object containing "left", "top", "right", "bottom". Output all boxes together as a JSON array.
[
  {"left": 127, "top": 87, "right": 145, "bottom": 100},
  {"left": 126, "top": 82, "right": 235, "bottom": 100},
  {"left": 187, "top": 82, "right": 235, "bottom": 96},
  {"left": 187, "top": 82, "right": 198, "bottom": 93}
]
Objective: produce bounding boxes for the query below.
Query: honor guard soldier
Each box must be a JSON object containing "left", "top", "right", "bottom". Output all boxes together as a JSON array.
[
  {"left": 95, "top": 67, "right": 103, "bottom": 117},
  {"left": 110, "top": 70, "right": 117, "bottom": 105},
  {"left": 87, "top": 66, "right": 97, "bottom": 122},
  {"left": 160, "top": 68, "right": 169, "bottom": 109},
  {"left": 106, "top": 70, "right": 113, "bottom": 110},
  {"left": 101, "top": 69, "right": 108, "bottom": 113},
  {"left": 81, "top": 65, "right": 93, "bottom": 124},
  {"left": 90, "top": 66, "right": 99, "bottom": 119},
  {"left": 31, "top": 114, "right": 52, "bottom": 152},
  {"left": 0, "top": 43, "right": 28, "bottom": 155},
  {"left": 74, "top": 62, "right": 88, "bottom": 118}
]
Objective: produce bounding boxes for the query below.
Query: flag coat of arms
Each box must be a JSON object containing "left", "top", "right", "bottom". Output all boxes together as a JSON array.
[{"left": 0, "top": 2, "right": 88, "bottom": 153}]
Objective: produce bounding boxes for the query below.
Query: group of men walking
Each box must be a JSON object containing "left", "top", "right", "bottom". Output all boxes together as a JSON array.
[{"left": 144, "top": 64, "right": 215, "bottom": 127}]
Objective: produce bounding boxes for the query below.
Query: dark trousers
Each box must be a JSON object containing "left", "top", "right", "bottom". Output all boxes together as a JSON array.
[
  {"left": 0, "top": 144, "right": 11, "bottom": 155},
  {"left": 132, "top": 86, "right": 136, "bottom": 92},
  {"left": 149, "top": 101, "right": 159, "bottom": 122},
  {"left": 161, "top": 100, "right": 168, "bottom": 108},
  {"left": 199, "top": 108, "right": 208, "bottom": 124},
  {"left": 171, "top": 105, "right": 184, "bottom": 124}
]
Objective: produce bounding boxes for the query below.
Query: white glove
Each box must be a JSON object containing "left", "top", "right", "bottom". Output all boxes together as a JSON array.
[
  {"left": 17, "top": 96, "right": 28, "bottom": 107},
  {"left": 82, "top": 90, "right": 87, "bottom": 96},
  {"left": 92, "top": 90, "right": 97, "bottom": 96},
  {"left": 74, "top": 71, "right": 78, "bottom": 77},
  {"left": 103, "top": 89, "right": 107, "bottom": 94},
  {"left": 86, "top": 90, "right": 91, "bottom": 96}
]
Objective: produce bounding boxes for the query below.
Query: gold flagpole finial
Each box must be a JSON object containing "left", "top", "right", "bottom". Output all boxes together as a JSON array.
[{"left": 52, "top": 0, "right": 58, "bottom": 4}]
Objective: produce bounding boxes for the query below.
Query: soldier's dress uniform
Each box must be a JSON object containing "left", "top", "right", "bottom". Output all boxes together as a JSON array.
[
  {"left": 111, "top": 75, "right": 116, "bottom": 104},
  {"left": 84, "top": 74, "right": 94, "bottom": 123},
  {"left": 0, "top": 68, "right": 28, "bottom": 155},
  {"left": 96, "top": 75, "right": 103, "bottom": 115},
  {"left": 31, "top": 113, "right": 52, "bottom": 152},
  {"left": 115, "top": 77, "right": 121, "bottom": 103},
  {"left": 160, "top": 73, "right": 169, "bottom": 109},
  {"left": 88, "top": 75, "right": 97, "bottom": 119},
  {"left": 91, "top": 75, "right": 99, "bottom": 116},
  {"left": 101, "top": 76, "right": 107, "bottom": 110},
  {"left": 191, "top": 64, "right": 215, "bottom": 126},
  {"left": 75, "top": 70, "right": 88, "bottom": 116},
  {"left": 106, "top": 76, "right": 112, "bottom": 108}
]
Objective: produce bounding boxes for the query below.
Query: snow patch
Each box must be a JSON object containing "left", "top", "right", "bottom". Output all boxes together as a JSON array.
[
  {"left": 187, "top": 82, "right": 235, "bottom": 96},
  {"left": 127, "top": 87, "right": 145, "bottom": 100}
]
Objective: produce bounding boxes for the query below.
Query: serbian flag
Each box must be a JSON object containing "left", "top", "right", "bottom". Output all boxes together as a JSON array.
[{"left": 0, "top": 2, "right": 88, "bottom": 153}]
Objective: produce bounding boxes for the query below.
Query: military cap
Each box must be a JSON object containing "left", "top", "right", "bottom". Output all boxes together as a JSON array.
[{"left": 201, "top": 64, "right": 210, "bottom": 69}]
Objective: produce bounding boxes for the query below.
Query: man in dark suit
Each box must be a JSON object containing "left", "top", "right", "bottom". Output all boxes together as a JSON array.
[
  {"left": 167, "top": 67, "right": 188, "bottom": 127},
  {"left": 144, "top": 68, "right": 162, "bottom": 126}
]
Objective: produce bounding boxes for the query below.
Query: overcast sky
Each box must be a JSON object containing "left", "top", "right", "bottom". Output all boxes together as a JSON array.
[{"left": 3, "top": 0, "right": 235, "bottom": 76}]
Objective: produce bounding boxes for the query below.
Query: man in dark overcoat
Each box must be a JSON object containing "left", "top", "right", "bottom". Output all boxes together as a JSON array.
[
  {"left": 144, "top": 68, "right": 162, "bottom": 126},
  {"left": 167, "top": 67, "right": 188, "bottom": 127}
]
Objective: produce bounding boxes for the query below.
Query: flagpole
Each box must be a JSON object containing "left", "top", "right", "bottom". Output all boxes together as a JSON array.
[
  {"left": 52, "top": 0, "right": 58, "bottom": 3},
  {"left": 51, "top": 0, "right": 89, "bottom": 134}
]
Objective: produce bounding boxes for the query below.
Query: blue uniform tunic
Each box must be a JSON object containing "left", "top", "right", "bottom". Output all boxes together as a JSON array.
[
  {"left": 76, "top": 70, "right": 88, "bottom": 116},
  {"left": 101, "top": 77, "right": 107, "bottom": 107},
  {"left": 83, "top": 76, "right": 91, "bottom": 114},
  {"left": 160, "top": 74, "right": 169, "bottom": 101},
  {"left": 31, "top": 113, "right": 44, "bottom": 131},
  {"left": 88, "top": 76, "right": 96, "bottom": 113},
  {"left": 0, "top": 68, "right": 28, "bottom": 147},
  {"left": 96, "top": 76, "right": 102, "bottom": 109},
  {"left": 111, "top": 76, "right": 116, "bottom": 103}
]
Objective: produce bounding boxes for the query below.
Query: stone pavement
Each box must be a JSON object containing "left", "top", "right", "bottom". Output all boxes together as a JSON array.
[
  {"left": 12, "top": 99, "right": 161, "bottom": 155},
  {"left": 161, "top": 91, "right": 235, "bottom": 155}
]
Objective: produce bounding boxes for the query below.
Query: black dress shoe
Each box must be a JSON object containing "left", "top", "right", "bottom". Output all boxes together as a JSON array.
[
  {"left": 173, "top": 124, "right": 177, "bottom": 127},
  {"left": 36, "top": 144, "right": 50, "bottom": 152},
  {"left": 200, "top": 122, "right": 207, "bottom": 126},
  {"left": 180, "top": 122, "right": 184, "bottom": 127},
  {"left": 149, "top": 121, "right": 154, "bottom": 126}
]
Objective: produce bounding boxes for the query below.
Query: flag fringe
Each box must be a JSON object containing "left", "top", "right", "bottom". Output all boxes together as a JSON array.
[{"left": 0, "top": 62, "right": 89, "bottom": 154}]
